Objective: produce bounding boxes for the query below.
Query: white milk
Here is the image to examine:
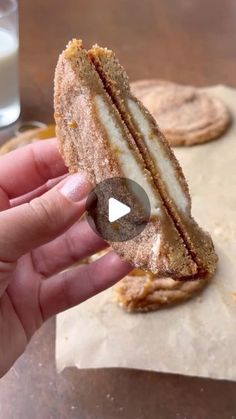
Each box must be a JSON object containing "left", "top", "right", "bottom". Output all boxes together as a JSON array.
[{"left": 0, "top": 28, "right": 20, "bottom": 126}]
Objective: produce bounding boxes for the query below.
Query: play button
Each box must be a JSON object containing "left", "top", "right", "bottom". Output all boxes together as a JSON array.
[
  {"left": 108, "top": 198, "right": 130, "bottom": 222},
  {"left": 86, "top": 177, "right": 151, "bottom": 242}
]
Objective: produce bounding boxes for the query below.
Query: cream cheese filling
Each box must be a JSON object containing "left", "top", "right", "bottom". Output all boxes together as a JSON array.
[
  {"left": 127, "top": 98, "right": 188, "bottom": 214},
  {"left": 94, "top": 95, "right": 162, "bottom": 217}
]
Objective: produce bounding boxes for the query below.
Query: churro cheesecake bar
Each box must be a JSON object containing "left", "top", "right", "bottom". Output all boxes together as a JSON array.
[{"left": 54, "top": 39, "right": 217, "bottom": 280}]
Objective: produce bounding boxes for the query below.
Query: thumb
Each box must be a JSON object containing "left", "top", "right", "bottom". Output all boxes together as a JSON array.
[{"left": 0, "top": 172, "right": 92, "bottom": 263}]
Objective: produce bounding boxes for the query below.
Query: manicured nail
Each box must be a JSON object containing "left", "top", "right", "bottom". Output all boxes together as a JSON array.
[{"left": 59, "top": 172, "right": 91, "bottom": 202}]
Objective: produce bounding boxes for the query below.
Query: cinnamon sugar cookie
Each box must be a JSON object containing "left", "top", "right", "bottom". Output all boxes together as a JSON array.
[
  {"left": 131, "top": 79, "right": 231, "bottom": 146},
  {"left": 89, "top": 252, "right": 210, "bottom": 312},
  {"left": 0, "top": 125, "right": 55, "bottom": 155},
  {"left": 55, "top": 40, "right": 217, "bottom": 278},
  {"left": 114, "top": 270, "right": 209, "bottom": 312}
]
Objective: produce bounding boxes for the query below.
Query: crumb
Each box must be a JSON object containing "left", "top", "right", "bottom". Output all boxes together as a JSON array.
[{"left": 68, "top": 120, "right": 78, "bottom": 129}]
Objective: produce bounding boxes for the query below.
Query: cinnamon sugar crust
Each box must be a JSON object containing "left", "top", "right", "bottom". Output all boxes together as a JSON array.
[
  {"left": 89, "top": 251, "right": 210, "bottom": 312},
  {"left": 89, "top": 45, "right": 217, "bottom": 278},
  {"left": 114, "top": 271, "right": 210, "bottom": 312},
  {"left": 54, "top": 39, "right": 217, "bottom": 279}
]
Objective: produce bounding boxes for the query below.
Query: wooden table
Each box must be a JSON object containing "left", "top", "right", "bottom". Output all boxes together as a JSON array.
[{"left": 0, "top": 0, "right": 236, "bottom": 417}]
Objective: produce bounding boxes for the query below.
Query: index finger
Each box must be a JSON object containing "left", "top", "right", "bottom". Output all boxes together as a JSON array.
[
  {"left": 39, "top": 251, "right": 132, "bottom": 320},
  {"left": 0, "top": 138, "right": 67, "bottom": 199}
]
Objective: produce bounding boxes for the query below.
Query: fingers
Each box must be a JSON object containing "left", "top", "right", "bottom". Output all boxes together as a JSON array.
[
  {"left": 0, "top": 138, "right": 67, "bottom": 199},
  {"left": 0, "top": 173, "right": 92, "bottom": 262},
  {"left": 10, "top": 174, "right": 68, "bottom": 207},
  {"left": 39, "top": 251, "right": 132, "bottom": 320},
  {"left": 0, "top": 187, "right": 10, "bottom": 211},
  {"left": 0, "top": 260, "right": 17, "bottom": 296},
  {"left": 32, "top": 219, "right": 107, "bottom": 277}
]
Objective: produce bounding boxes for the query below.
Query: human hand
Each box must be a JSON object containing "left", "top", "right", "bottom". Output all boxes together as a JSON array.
[{"left": 0, "top": 138, "right": 131, "bottom": 377}]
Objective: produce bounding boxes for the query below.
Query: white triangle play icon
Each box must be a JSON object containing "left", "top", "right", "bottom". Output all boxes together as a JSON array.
[{"left": 108, "top": 197, "right": 131, "bottom": 223}]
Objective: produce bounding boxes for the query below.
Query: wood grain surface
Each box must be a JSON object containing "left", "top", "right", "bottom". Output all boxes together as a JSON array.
[{"left": 0, "top": 0, "right": 236, "bottom": 418}]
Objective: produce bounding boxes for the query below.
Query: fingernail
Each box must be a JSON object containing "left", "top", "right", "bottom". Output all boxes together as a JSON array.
[{"left": 59, "top": 172, "right": 91, "bottom": 202}]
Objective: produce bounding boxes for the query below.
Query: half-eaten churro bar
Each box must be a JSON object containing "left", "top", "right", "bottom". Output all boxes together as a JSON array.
[{"left": 54, "top": 39, "right": 217, "bottom": 280}]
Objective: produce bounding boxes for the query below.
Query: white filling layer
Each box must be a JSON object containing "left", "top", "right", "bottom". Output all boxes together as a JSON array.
[
  {"left": 127, "top": 99, "right": 188, "bottom": 214},
  {"left": 94, "top": 95, "right": 161, "bottom": 216},
  {"left": 151, "top": 234, "right": 161, "bottom": 260}
]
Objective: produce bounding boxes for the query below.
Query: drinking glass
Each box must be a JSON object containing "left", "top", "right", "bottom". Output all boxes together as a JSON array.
[{"left": 0, "top": 0, "right": 20, "bottom": 128}]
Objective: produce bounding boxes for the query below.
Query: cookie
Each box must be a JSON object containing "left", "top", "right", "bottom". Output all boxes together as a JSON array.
[
  {"left": 55, "top": 40, "right": 217, "bottom": 278},
  {"left": 114, "top": 270, "right": 209, "bottom": 312},
  {"left": 88, "top": 251, "right": 210, "bottom": 312},
  {"left": 131, "top": 79, "right": 231, "bottom": 146},
  {"left": 0, "top": 124, "right": 55, "bottom": 155}
]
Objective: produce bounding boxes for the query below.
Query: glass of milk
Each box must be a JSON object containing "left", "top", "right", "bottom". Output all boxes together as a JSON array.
[{"left": 0, "top": 0, "right": 20, "bottom": 128}]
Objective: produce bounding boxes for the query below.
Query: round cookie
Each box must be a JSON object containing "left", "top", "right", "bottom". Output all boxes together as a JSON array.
[
  {"left": 114, "top": 271, "right": 209, "bottom": 313},
  {"left": 89, "top": 251, "right": 210, "bottom": 313},
  {"left": 131, "top": 79, "right": 231, "bottom": 146},
  {"left": 0, "top": 124, "right": 55, "bottom": 155}
]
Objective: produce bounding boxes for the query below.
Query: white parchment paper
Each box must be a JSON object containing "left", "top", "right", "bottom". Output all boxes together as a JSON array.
[{"left": 56, "top": 86, "right": 236, "bottom": 380}]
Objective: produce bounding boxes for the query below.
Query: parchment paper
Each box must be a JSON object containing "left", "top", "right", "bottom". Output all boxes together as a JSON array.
[{"left": 56, "top": 86, "right": 236, "bottom": 381}]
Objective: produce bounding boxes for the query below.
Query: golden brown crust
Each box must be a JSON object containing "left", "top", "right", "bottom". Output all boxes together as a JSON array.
[
  {"left": 131, "top": 79, "right": 231, "bottom": 146},
  {"left": 54, "top": 39, "right": 197, "bottom": 278},
  {"left": 0, "top": 125, "right": 55, "bottom": 155},
  {"left": 0, "top": 130, "right": 40, "bottom": 155},
  {"left": 88, "top": 46, "right": 217, "bottom": 278},
  {"left": 89, "top": 251, "right": 210, "bottom": 312},
  {"left": 88, "top": 46, "right": 191, "bottom": 204},
  {"left": 114, "top": 272, "right": 210, "bottom": 312}
]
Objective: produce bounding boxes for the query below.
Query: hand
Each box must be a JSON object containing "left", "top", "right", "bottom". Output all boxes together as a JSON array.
[{"left": 0, "top": 138, "right": 131, "bottom": 377}]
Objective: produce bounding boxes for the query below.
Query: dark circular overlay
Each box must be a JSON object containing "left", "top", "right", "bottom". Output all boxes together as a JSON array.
[{"left": 86, "top": 177, "right": 151, "bottom": 242}]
